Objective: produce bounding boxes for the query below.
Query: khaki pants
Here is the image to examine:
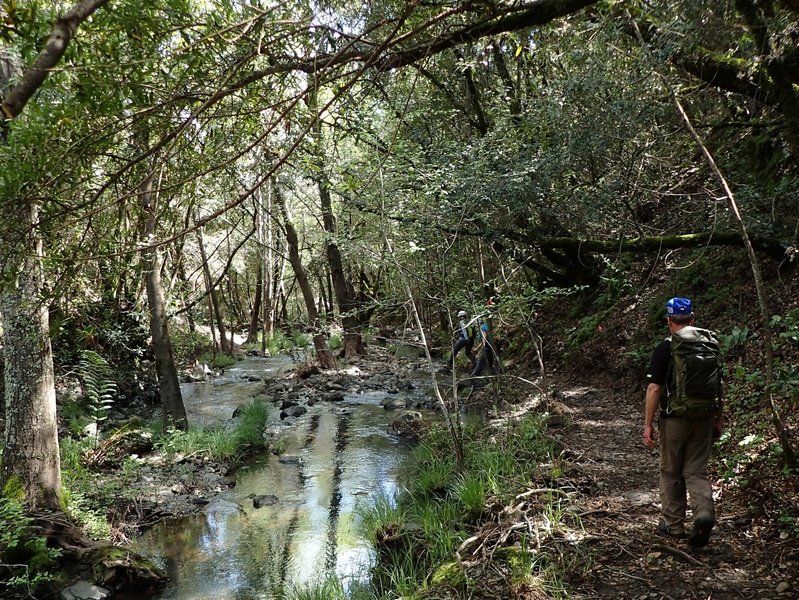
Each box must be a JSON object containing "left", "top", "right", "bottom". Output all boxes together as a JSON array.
[{"left": 659, "top": 416, "right": 715, "bottom": 533}]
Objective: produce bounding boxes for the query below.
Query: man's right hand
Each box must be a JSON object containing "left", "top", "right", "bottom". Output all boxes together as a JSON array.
[{"left": 643, "top": 424, "right": 656, "bottom": 448}]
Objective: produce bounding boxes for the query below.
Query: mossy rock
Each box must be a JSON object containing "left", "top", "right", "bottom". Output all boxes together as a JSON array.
[
  {"left": 493, "top": 545, "right": 537, "bottom": 573},
  {"left": 85, "top": 545, "right": 167, "bottom": 592},
  {"left": 431, "top": 560, "right": 466, "bottom": 588}
]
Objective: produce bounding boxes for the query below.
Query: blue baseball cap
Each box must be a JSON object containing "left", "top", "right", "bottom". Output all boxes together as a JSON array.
[{"left": 665, "top": 297, "right": 693, "bottom": 316}]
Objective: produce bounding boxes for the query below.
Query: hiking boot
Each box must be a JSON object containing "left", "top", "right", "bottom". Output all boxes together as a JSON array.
[
  {"left": 657, "top": 521, "right": 686, "bottom": 539},
  {"left": 688, "top": 515, "right": 714, "bottom": 548}
]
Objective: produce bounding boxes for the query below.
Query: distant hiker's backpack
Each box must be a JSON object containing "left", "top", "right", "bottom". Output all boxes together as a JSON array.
[{"left": 665, "top": 326, "right": 722, "bottom": 418}]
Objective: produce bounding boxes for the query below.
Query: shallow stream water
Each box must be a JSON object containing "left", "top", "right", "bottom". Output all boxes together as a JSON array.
[{"left": 132, "top": 355, "right": 431, "bottom": 599}]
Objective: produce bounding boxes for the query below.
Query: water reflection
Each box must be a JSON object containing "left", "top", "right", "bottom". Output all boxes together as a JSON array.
[{"left": 133, "top": 358, "right": 426, "bottom": 600}]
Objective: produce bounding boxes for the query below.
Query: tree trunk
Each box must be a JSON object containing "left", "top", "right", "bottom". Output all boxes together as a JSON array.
[
  {"left": 248, "top": 188, "right": 269, "bottom": 345},
  {"left": 271, "top": 236, "right": 285, "bottom": 330},
  {"left": 197, "top": 224, "right": 229, "bottom": 353},
  {"left": 0, "top": 0, "right": 111, "bottom": 511},
  {"left": 140, "top": 174, "right": 187, "bottom": 431},
  {"left": 0, "top": 201, "right": 62, "bottom": 510},
  {"left": 317, "top": 273, "right": 329, "bottom": 316},
  {"left": 325, "top": 269, "right": 335, "bottom": 318},
  {"left": 274, "top": 185, "right": 335, "bottom": 369},
  {"left": 308, "top": 82, "right": 367, "bottom": 358},
  {"left": 247, "top": 264, "right": 263, "bottom": 344}
]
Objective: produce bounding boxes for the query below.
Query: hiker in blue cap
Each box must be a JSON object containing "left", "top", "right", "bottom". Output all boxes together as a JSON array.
[{"left": 643, "top": 297, "right": 724, "bottom": 548}]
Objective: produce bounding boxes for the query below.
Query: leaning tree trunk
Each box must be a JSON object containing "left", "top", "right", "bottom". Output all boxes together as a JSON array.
[
  {"left": 247, "top": 264, "right": 263, "bottom": 344},
  {"left": 140, "top": 173, "right": 187, "bottom": 431},
  {"left": 0, "top": 201, "right": 62, "bottom": 510},
  {"left": 197, "top": 224, "right": 228, "bottom": 353},
  {"left": 308, "top": 82, "right": 367, "bottom": 358},
  {"left": 274, "top": 185, "right": 335, "bottom": 368}
]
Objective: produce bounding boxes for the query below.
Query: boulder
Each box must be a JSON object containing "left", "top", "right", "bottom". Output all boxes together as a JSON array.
[
  {"left": 252, "top": 494, "right": 279, "bottom": 508},
  {"left": 389, "top": 411, "right": 424, "bottom": 440},
  {"left": 280, "top": 405, "right": 307, "bottom": 419},
  {"left": 382, "top": 397, "right": 407, "bottom": 410}
]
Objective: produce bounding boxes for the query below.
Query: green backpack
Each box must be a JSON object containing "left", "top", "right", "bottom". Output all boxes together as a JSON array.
[{"left": 665, "top": 326, "right": 722, "bottom": 418}]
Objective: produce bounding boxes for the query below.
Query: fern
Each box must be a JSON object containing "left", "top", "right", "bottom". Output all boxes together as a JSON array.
[{"left": 78, "top": 350, "right": 117, "bottom": 442}]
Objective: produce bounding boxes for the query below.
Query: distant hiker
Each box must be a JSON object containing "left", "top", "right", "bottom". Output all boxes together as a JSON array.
[
  {"left": 452, "top": 310, "right": 476, "bottom": 369},
  {"left": 643, "top": 297, "right": 723, "bottom": 548},
  {"left": 471, "top": 322, "right": 501, "bottom": 378}
]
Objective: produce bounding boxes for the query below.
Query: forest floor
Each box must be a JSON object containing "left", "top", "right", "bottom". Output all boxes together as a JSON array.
[{"left": 544, "top": 377, "right": 798, "bottom": 600}]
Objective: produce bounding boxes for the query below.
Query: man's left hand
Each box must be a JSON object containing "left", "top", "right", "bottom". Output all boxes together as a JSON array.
[{"left": 643, "top": 424, "right": 656, "bottom": 448}]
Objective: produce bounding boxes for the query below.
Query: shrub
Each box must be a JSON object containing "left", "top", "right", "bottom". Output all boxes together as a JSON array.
[
  {"left": 329, "top": 333, "right": 343, "bottom": 350},
  {"left": 198, "top": 351, "right": 237, "bottom": 369},
  {"left": 0, "top": 495, "right": 61, "bottom": 595}
]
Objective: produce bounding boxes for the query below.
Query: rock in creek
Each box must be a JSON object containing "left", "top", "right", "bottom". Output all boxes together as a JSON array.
[
  {"left": 389, "top": 411, "right": 425, "bottom": 440},
  {"left": 61, "top": 581, "right": 111, "bottom": 600},
  {"left": 382, "top": 397, "right": 408, "bottom": 410},
  {"left": 278, "top": 455, "right": 303, "bottom": 465},
  {"left": 252, "top": 494, "right": 279, "bottom": 508},
  {"left": 280, "top": 405, "right": 307, "bottom": 419}
]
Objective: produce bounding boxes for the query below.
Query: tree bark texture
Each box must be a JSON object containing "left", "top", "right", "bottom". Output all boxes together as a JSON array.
[
  {"left": 274, "top": 186, "right": 335, "bottom": 369},
  {"left": 141, "top": 175, "right": 187, "bottom": 431},
  {"left": 0, "top": 202, "right": 62, "bottom": 510}
]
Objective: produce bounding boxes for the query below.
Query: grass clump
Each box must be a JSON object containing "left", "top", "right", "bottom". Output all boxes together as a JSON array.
[
  {"left": 329, "top": 333, "right": 343, "bottom": 350},
  {"left": 279, "top": 576, "right": 383, "bottom": 600},
  {"left": 198, "top": 351, "right": 237, "bottom": 369},
  {"left": 157, "top": 399, "right": 270, "bottom": 462}
]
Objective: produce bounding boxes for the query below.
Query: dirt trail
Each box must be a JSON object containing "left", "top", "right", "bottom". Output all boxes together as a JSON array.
[{"left": 549, "top": 383, "right": 798, "bottom": 600}]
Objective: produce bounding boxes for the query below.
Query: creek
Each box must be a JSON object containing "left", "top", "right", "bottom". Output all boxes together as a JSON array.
[{"left": 131, "top": 354, "right": 432, "bottom": 599}]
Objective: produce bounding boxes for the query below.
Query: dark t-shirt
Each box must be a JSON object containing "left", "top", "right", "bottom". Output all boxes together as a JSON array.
[
  {"left": 646, "top": 338, "right": 671, "bottom": 387},
  {"left": 647, "top": 339, "right": 673, "bottom": 417}
]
